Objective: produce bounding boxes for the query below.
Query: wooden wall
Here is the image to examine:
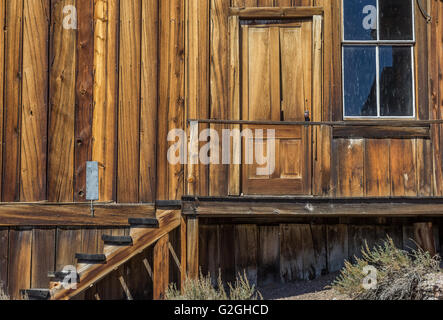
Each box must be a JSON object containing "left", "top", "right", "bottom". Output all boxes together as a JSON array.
[
  {"left": 0, "top": 0, "right": 442, "bottom": 203},
  {"left": 199, "top": 219, "right": 443, "bottom": 286},
  {"left": 0, "top": 225, "right": 181, "bottom": 300},
  {"left": 189, "top": 0, "right": 443, "bottom": 199},
  {"left": 430, "top": 0, "right": 443, "bottom": 196},
  {"left": 0, "top": 226, "right": 126, "bottom": 299},
  {"left": 332, "top": 138, "right": 433, "bottom": 197},
  {"left": 0, "top": 0, "right": 185, "bottom": 204}
]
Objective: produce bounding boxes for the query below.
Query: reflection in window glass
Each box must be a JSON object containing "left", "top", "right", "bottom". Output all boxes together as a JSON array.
[
  {"left": 343, "top": 0, "right": 377, "bottom": 41},
  {"left": 343, "top": 47, "right": 377, "bottom": 117},
  {"left": 379, "top": 47, "right": 413, "bottom": 117},
  {"left": 379, "top": 0, "right": 413, "bottom": 40}
]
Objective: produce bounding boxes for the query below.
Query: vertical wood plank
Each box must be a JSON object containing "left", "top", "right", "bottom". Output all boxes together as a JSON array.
[
  {"left": 56, "top": 228, "right": 82, "bottom": 271},
  {"left": 219, "top": 224, "right": 235, "bottom": 283},
  {"left": 228, "top": 16, "right": 241, "bottom": 196},
  {"left": 31, "top": 229, "right": 55, "bottom": 289},
  {"left": 157, "top": 0, "right": 185, "bottom": 200},
  {"left": 315, "top": 0, "right": 332, "bottom": 121},
  {"left": 140, "top": 0, "right": 158, "bottom": 202},
  {"left": 348, "top": 225, "right": 376, "bottom": 263},
  {"left": 210, "top": 0, "right": 230, "bottom": 196},
  {"left": 430, "top": 0, "right": 442, "bottom": 196},
  {"left": 258, "top": 225, "right": 279, "bottom": 285},
  {"left": 414, "top": 222, "right": 437, "bottom": 256},
  {"left": 331, "top": 0, "right": 342, "bottom": 121},
  {"left": 117, "top": 0, "right": 141, "bottom": 203},
  {"left": 167, "top": 0, "right": 185, "bottom": 201},
  {"left": 280, "top": 224, "right": 304, "bottom": 282},
  {"left": 234, "top": 225, "right": 257, "bottom": 284},
  {"left": 48, "top": 0, "right": 77, "bottom": 202},
  {"left": 3, "top": 0, "right": 23, "bottom": 202},
  {"left": 326, "top": 224, "right": 348, "bottom": 273},
  {"left": 274, "top": 0, "right": 292, "bottom": 6},
  {"left": 257, "top": 0, "right": 273, "bottom": 6},
  {"left": 157, "top": 0, "right": 171, "bottom": 200},
  {"left": 0, "top": 0, "right": 5, "bottom": 200},
  {"left": 8, "top": 229, "right": 32, "bottom": 299},
  {"left": 416, "top": 139, "right": 432, "bottom": 196},
  {"left": 294, "top": 0, "right": 312, "bottom": 5},
  {"left": 20, "top": 0, "right": 49, "bottom": 201},
  {"left": 375, "top": 225, "right": 403, "bottom": 248},
  {"left": 153, "top": 233, "right": 169, "bottom": 300},
  {"left": 403, "top": 224, "right": 417, "bottom": 252},
  {"left": 415, "top": 0, "right": 429, "bottom": 120},
  {"left": 92, "top": 0, "right": 118, "bottom": 202},
  {"left": 168, "top": 227, "right": 180, "bottom": 287},
  {"left": 74, "top": 0, "right": 94, "bottom": 202},
  {"left": 365, "top": 139, "right": 390, "bottom": 197},
  {"left": 180, "top": 216, "right": 187, "bottom": 290},
  {"left": 81, "top": 229, "right": 98, "bottom": 254},
  {"left": 0, "top": 229, "right": 8, "bottom": 292},
  {"left": 186, "top": 217, "right": 199, "bottom": 279},
  {"left": 186, "top": 0, "right": 210, "bottom": 196},
  {"left": 309, "top": 225, "right": 327, "bottom": 279},
  {"left": 312, "top": 15, "right": 328, "bottom": 196},
  {"left": 337, "top": 139, "right": 364, "bottom": 197},
  {"left": 199, "top": 224, "right": 219, "bottom": 283},
  {"left": 390, "top": 139, "right": 417, "bottom": 197}
]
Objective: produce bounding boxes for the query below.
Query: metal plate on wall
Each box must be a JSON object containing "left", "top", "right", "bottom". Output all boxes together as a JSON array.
[{"left": 86, "top": 161, "right": 99, "bottom": 201}]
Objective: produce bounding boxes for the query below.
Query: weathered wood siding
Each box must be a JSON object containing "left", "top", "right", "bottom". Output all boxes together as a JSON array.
[
  {"left": 0, "top": 225, "right": 181, "bottom": 300},
  {"left": 199, "top": 219, "right": 442, "bottom": 287},
  {"left": 0, "top": 0, "right": 185, "bottom": 203},
  {"left": 0, "top": 0, "right": 441, "bottom": 202},
  {"left": 189, "top": 0, "right": 443, "bottom": 198}
]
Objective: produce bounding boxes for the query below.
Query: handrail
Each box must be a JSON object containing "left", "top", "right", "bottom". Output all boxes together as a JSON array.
[{"left": 188, "top": 119, "right": 443, "bottom": 127}]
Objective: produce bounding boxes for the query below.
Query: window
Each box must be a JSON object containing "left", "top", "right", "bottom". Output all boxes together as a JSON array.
[{"left": 342, "top": 0, "right": 415, "bottom": 118}]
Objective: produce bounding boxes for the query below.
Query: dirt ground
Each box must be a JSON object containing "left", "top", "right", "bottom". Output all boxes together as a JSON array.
[{"left": 259, "top": 272, "right": 351, "bottom": 300}]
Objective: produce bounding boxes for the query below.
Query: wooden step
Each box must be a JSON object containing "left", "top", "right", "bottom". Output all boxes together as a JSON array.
[
  {"left": 75, "top": 253, "right": 107, "bottom": 263},
  {"left": 48, "top": 271, "right": 79, "bottom": 282},
  {"left": 102, "top": 234, "right": 133, "bottom": 246},
  {"left": 20, "top": 289, "right": 50, "bottom": 300},
  {"left": 128, "top": 218, "right": 159, "bottom": 228},
  {"left": 51, "top": 210, "right": 181, "bottom": 300}
]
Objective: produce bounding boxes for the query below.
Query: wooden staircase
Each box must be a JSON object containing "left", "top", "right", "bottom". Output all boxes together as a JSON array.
[{"left": 20, "top": 210, "right": 181, "bottom": 300}]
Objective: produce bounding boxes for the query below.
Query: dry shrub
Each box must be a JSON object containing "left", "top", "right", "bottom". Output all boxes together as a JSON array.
[
  {"left": 332, "top": 237, "right": 442, "bottom": 300},
  {"left": 166, "top": 270, "right": 262, "bottom": 300},
  {"left": 0, "top": 283, "right": 9, "bottom": 301}
]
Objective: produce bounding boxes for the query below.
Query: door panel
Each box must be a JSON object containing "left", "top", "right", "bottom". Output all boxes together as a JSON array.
[
  {"left": 248, "top": 28, "right": 272, "bottom": 121},
  {"left": 241, "top": 20, "right": 314, "bottom": 196},
  {"left": 280, "top": 140, "right": 302, "bottom": 179},
  {"left": 280, "top": 24, "right": 312, "bottom": 121}
]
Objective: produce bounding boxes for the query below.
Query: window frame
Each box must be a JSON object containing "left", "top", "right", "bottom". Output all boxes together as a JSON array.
[{"left": 341, "top": 0, "right": 416, "bottom": 120}]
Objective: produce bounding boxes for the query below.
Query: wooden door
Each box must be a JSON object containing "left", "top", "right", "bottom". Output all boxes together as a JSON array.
[{"left": 241, "top": 20, "right": 314, "bottom": 195}]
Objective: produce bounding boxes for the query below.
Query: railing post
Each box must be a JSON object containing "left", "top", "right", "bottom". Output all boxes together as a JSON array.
[
  {"left": 187, "top": 121, "right": 199, "bottom": 195},
  {"left": 186, "top": 216, "right": 199, "bottom": 280},
  {"left": 153, "top": 233, "right": 169, "bottom": 300},
  {"left": 180, "top": 215, "right": 187, "bottom": 292}
]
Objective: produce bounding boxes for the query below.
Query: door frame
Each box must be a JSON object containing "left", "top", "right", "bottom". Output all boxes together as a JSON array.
[{"left": 227, "top": 10, "right": 323, "bottom": 196}]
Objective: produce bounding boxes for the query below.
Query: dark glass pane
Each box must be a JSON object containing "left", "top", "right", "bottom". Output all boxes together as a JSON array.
[
  {"left": 343, "top": 0, "right": 377, "bottom": 41},
  {"left": 379, "top": 0, "right": 413, "bottom": 40},
  {"left": 379, "top": 46, "right": 414, "bottom": 117},
  {"left": 343, "top": 46, "right": 377, "bottom": 117}
]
